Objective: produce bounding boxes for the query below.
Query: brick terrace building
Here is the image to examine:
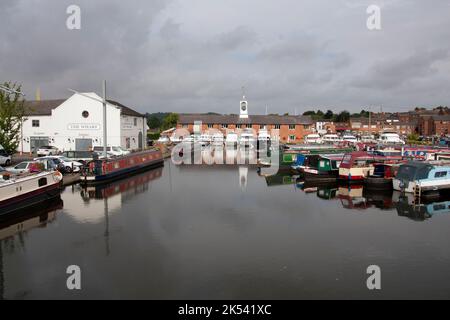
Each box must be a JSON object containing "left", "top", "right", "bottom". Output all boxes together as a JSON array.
[
  {"left": 419, "top": 115, "right": 450, "bottom": 136},
  {"left": 176, "top": 97, "right": 314, "bottom": 143}
]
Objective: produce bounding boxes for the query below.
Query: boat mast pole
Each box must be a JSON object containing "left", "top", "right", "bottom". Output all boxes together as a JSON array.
[{"left": 103, "top": 80, "right": 108, "bottom": 159}]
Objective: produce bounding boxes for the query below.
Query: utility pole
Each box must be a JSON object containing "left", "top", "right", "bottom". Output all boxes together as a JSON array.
[{"left": 103, "top": 81, "right": 107, "bottom": 159}]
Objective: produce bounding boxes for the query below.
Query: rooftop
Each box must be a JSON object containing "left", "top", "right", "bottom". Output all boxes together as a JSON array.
[
  {"left": 178, "top": 113, "right": 314, "bottom": 125},
  {"left": 23, "top": 95, "right": 145, "bottom": 117}
]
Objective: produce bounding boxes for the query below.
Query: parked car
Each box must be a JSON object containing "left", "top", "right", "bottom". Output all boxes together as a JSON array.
[
  {"left": 35, "top": 156, "right": 82, "bottom": 173},
  {"left": 7, "top": 161, "right": 36, "bottom": 174},
  {"left": 61, "top": 150, "right": 98, "bottom": 164},
  {"left": 93, "top": 146, "right": 131, "bottom": 156},
  {"left": 37, "top": 146, "right": 60, "bottom": 156},
  {"left": 0, "top": 148, "right": 12, "bottom": 166}
]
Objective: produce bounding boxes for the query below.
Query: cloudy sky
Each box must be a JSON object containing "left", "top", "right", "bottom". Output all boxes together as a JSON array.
[{"left": 1, "top": 0, "right": 450, "bottom": 114}]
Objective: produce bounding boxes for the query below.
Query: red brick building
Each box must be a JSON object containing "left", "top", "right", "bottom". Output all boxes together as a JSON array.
[
  {"left": 176, "top": 97, "right": 314, "bottom": 143},
  {"left": 420, "top": 115, "right": 450, "bottom": 136}
]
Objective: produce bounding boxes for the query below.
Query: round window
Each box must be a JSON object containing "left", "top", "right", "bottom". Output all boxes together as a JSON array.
[{"left": 82, "top": 111, "right": 89, "bottom": 118}]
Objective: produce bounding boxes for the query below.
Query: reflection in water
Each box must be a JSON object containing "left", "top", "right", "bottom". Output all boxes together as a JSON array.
[
  {"left": 396, "top": 194, "right": 450, "bottom": 221},
  {"left": 79, "top": 167, "right": 163, "bottom": 255},
  {"left": 0, "top": 197, "right": 63, "bottom": 300},
  {"left": 269, "top": 172, "right": 450, "bottom": 219},
  {"left": 4, "top": 162, "right": 450, "bottom": 299}
]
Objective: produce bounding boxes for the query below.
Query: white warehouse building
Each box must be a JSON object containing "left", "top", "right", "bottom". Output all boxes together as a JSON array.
[{"left": 20, "top": 92, "right": 148, "bottom": 153}]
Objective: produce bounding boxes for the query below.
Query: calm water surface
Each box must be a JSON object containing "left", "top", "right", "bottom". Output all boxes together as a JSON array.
[{"left": 2, "top": 158, "right": 450, "bottom": 299}]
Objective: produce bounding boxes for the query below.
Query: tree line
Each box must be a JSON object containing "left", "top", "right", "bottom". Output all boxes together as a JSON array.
[{"left": 302, "top": 109, "right": 370, "bottom": 122}]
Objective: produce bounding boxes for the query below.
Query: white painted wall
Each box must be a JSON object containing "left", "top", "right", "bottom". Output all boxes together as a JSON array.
[{"left": 19, "top": 93, "right": 146, "bottom": 153}]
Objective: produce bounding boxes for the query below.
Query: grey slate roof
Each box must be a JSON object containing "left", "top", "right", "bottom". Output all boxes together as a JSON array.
[
  {"left": 23, "top": 98, "right": 145, "bottom": 118},
  {"left": 179, "top": 113, "right": 313, "bottom": 125},
  {"left": 24, "top": 100, "right": 66, "bottom": 116}
]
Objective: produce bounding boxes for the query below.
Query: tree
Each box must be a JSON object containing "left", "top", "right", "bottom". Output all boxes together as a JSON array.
[
  {"left": 0, "top": 82, "right": 26, "bottom": 154},
  {"left": 303, "top": 111, "right": 316, "bottom": 116},
  {"left": 147, "top": 115, "right": 161, "bottom": 130},
  {"left": 162, "top": 113, "right": 179, "bottom": 130},
  {"left": 324, "top": 110, "right": 334, "bottom": 120},
  {"left": 336, "top": 111, "right": 350, "bottom": 123}
]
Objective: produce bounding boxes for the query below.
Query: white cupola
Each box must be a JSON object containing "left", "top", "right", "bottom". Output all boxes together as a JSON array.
[{"left": 240, "top": 95, "right": 248, "bottom": 119}]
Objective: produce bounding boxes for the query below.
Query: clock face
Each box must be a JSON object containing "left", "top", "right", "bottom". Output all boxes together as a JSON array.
[{"left": 241, "top": 102, "right": 247, "bottom": 111}]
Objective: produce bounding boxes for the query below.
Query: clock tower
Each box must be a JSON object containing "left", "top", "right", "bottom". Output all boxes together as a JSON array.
[{"left": 239, "top": 95, "right": 249, "bottom": 119}]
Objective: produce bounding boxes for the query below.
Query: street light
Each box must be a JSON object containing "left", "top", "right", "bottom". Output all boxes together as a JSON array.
[{"left": 68, "top": 80, "right": 108, "bottom": 158}]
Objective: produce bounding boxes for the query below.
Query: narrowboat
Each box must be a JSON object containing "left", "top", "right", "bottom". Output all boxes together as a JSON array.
[
  {"left": 303, "top": 155, "right": 343, "bottom": 181},
  {"left": 364, "top": 163, "right": 403, "bottom": 190},
  {"left": 338, "top": 152, "right": 376, "bottom": 182},
  {"left": 393, "top": 161, "right": 450, "bottom": 197},
  {"left": 81, "top": 149, "right": 164, "bottom": 185},
  {"left": 0, "top": 171, "right": 63, "bottom": 216}
]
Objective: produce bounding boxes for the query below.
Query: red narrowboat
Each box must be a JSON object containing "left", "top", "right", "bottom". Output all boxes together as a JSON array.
[{"left": 81, "top": 149, "right": 164, "bottom": 185}]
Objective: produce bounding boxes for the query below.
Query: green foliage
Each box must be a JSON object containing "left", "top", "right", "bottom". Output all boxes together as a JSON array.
[
  {"left": 335, "top": 111, "right": 350, "bottom": 122},
  {"left": 147, "top": 132, "right": 161, "bottom": 140},
  {"left": 0, "top": 82, "right": 26, "bottom": 154},
  {"left": 162, "top": 113, "right": 179, "bottom": 130},
  {"left": 407, "top": 133, "right": 420, "bottom": 142},
  {"left": 323, "top": 110, "right": 334, "bottom": 119},
  {"left": 147, "top": 115, "right": 161, "bottom": 129}
]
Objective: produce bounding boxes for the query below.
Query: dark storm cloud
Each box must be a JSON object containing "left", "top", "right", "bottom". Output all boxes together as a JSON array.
[{"left": 1, "top": 0, "right": 449, "bottom": 114}]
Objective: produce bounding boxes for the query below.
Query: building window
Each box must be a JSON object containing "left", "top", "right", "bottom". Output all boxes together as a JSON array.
[
  {"left": 32, "top": 120, "right": 40, "bottom": 127},
  {"left": 222, "top": 124, "right": 228, "bottom": 129},
  {"left": 208, "top": 124, "right": 213, "bottom": 128},
  {"left": 274, "top": 124, "right": 281, "bottom": 129},
  {"left": 260, "top": 125, "right": 266, "bottom": 129},
  {"left": 182, "top": 124, "right": 188, "bottom": 128},
  {"left": 289, "top": 124, "right": 295, "bottom": 130},
  {"left": 134, "top": 118, "right": 138, "bottom": 126},
  {"left": 246, "top": 124, "right": 252, "bottom": 129},
  {"left": 303, "top": 125, "right": 309, "bottom": 129},
  {"left": 289, "top": 135, "right": 296, "bottom": 141},
  {"left": 82, "top": 111, "right": 89, "bottom": 118},
  {"left": 236, "top": 124, "right": 242, "bottom": 129}
]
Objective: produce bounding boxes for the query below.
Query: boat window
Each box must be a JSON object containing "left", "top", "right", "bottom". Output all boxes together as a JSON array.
[
  {"left": 342, "top": 154, "right": 352, "bottom": 164},
  {"left": 435, "top": 171, "right": 447, "bottom": 178},
  {"left": 38, "top": 177, "right": 47, "bottom": 187},
  {"left": 416, "top": 167, "right": 431, "bottom": 180},
  {"left": 396, "top": 165, "right": 417, "bottom": 180},
  {"left": 433, "top": 204, "right": 446, "bottom": 211},
  {"left": 319, "top": 160, "right": 325, "bottom": 168}
]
